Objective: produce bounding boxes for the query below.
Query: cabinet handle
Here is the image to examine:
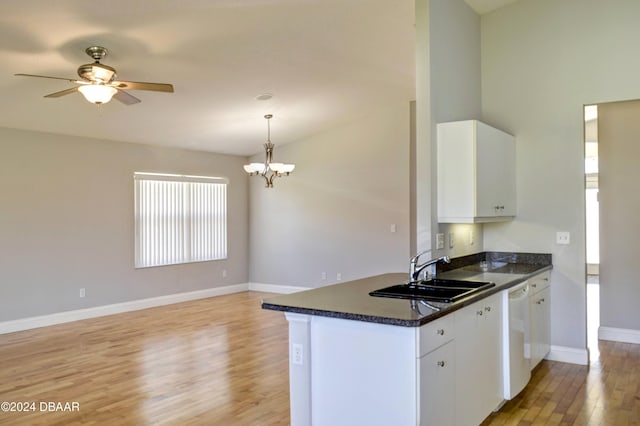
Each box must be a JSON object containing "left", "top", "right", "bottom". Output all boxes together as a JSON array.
[
  {"left": 531, "top": 283, "right": 537, "bottom": 288},
  {"left": 536, "top": 298, "right": 545, "bottom": 304},
  {"left": 485, "top": 306, "right": 491, "bottom": 312},
  {"left": 477, "top": 310, "right": 483, "bottom": 316},
  {"left": 437, "top": 329, "right": 445, "bottom": 336},
  {"left": 437, "top": 361, "right": 446, "bottom": 367},
  {"left": 543, "top": 278, "right": 549, "bottom": 281}
]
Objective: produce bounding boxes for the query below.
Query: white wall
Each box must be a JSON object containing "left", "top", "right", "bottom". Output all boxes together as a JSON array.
[
  {"left": 429, "top": 0, "right": 482, "bottom": 122},
  {"left": 416, "top": 0, "right": 484, "bottom": 258},
  {"left": 249, "top": 103, "right": 411, "bottom": 287},
  {"left": 598, "top": 100, "right": 640, "bottom": 331},
  {"left": 480, "top": 0, "right": 640, "bottom": 350},
  {"left": 0, "top": 127, "right": 249, "bottom": 321}
]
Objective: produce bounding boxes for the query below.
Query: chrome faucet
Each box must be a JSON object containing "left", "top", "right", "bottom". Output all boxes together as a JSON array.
[{"left": 409, "top": 250, "right": 451, "bottom": 281}]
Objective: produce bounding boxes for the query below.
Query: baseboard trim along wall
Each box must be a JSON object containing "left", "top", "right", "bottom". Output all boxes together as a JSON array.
[
  {"left": 0, "top": 282, "right": 309, "bottom": 335},
  {"left": 0, "top": 284, "right": 249, "bottom": 335},
  {"left": 546, "top": 345, "right": 589, "bottom": 365},
  {"left": 248, "top": 282, "right": 308, "bottom": 294},
  {"left": 599, "top": 326, "right": 640, "bottom": 345}
]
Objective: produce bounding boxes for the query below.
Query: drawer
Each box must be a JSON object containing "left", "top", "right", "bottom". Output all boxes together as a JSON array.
[
  {"left": 418, "top": 315, "right": 455, "bottom": 357},
  {"left": 529, "top": 271, "right": 550, "bottom": 294}
]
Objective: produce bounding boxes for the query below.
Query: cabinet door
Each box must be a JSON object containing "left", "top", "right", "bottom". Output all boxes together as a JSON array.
[
  {"left": 455, "top": 293, "right": 503, "bottom": 426},
  {"left": 483, "top": 294, "right": 504, "bottom": 412},
  {"left": 475, "top": 122, "right": 516, "bottom": 218},
  {"left": 419, "top": 314, "right": 454, "bottom": 356},
  {"left": 419, "top": 341, "right": 455, "bottom": 426},
  {"left": 437, "top": 121, "right": 476, "bottom": 220},
  {"left": 530, "top": 286, "right": 551, "bottom": 369},
  {"left": 529, "top": 272, "right": 550, "bottom": 293},
  {"left": 437, "top": 120, "right": 515, "bottom": 223},
  {"left": 455, "top": 300, "right": 484, "bottom": 426}
]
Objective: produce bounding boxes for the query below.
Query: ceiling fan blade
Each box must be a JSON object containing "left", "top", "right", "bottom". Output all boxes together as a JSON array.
[
  {"left": 113, "top": 89, "right": 141, "bottom": 105},
  {"left": 44, "top": 87, "right": 79, "bottom": 98},
  {"left": 111, "top": 80, "right": 174, "bottom": 93},
  {"left": 15, "top": 73, "right": 80, "bottom": 83}
]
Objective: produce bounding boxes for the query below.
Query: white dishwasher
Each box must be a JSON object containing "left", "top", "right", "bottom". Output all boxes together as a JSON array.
[{"left": 502, "top": 281, "right": 531, "bottom": 399}]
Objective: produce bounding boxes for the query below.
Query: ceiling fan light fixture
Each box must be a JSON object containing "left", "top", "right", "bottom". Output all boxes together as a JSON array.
[
  {"left": 78, "top": 84, "right": 117, "bottom": 104},
  {"left": 90, "top": 64, "right": 116, "bottom": 83},
  {"left": 16, "top": 45, "right": 174, "bottom": 106}
]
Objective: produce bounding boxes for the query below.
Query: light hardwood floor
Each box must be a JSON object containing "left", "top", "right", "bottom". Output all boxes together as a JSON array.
[
  {"left": 0, "top": 292, "right": 290, "bottom": 425},
  {"left": 482, "top": 340, "right": 640, "bottom": 425},
  {"left": 1, "top": 291, "right": 639, "bottom": 425}
]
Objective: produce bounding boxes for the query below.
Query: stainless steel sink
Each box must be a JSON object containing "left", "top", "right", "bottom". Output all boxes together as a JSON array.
[
  {"left": 421, "top": 278, "right": 493, "bottom": 289},
  {"left": 369, "top": 279, "right": 495, "bottom": 303}
]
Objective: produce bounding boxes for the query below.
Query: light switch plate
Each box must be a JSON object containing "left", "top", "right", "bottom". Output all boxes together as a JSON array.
[{"left": 436, "top": 233, "right": 445, "bottom": 250}]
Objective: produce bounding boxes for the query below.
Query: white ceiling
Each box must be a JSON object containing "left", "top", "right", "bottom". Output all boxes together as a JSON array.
[
  {"left": 0, "top": 0, "right": 416, "bottom": 156},
  {"left": 0, "top": 0, "right": 520, "bottom": 156}
]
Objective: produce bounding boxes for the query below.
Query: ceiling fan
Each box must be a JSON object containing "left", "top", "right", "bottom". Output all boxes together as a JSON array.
[{"left": 15, "top": 46, "right": 174, "bottom": 105}]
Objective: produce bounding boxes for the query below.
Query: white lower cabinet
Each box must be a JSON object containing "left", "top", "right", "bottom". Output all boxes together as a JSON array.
[
  {"left": 419, "top": 293, "right": 505, "bottom": 426},
  {"left": 285, "top": 289, "right": 519, "bottom": 425},
  {"left": 418, "top": 316, "right": 455, "bottom": 425},
  {"left": 419, "top": 341, "right": 455, "bottom": 425},
  {"left": 529, "top": 272, "right": 551, "bottom": 369},
  {"left": 454, "top": 292, "right": 503, "bottom": 426}
]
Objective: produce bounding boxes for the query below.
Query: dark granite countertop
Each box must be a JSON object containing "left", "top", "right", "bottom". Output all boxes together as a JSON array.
[{"left": 261, "top": 251, "right": 552, "bottom": 327}]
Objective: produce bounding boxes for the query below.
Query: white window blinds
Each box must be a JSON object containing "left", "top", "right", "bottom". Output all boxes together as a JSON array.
[{"left": 134, "top": 173, "right": 228, "bottom": 268}]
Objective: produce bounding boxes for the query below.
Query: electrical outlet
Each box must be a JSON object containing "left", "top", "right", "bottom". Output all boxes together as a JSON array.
[
  {"left": 449, "top": 233, "right": 455, "bottom": 249},
  {"left": 390, "top": 224, "right": 397, "bottom": 233},
  {"left": 321, "top": 272, "right": 327, "bottom": 280},
  {"left": 337, "top": 272, "right": 342, "bottom": 281},
  {"left": 222, "top": 269, "right": 228, "bottom": 278},
  {"left": 436, "top": 233, "right": 445, "bottom": 250},
  {"left": 556, "top": 231, "right": 571, "bottom": 245},
  {"left": 469, "top": 230, "right": 474, "bottom": 245},
  {"left": 79, "top": 288, "right": 85, "bottom": 298},
  {"left": 292, "top": 343, "right": 303, "bottom": 365}
]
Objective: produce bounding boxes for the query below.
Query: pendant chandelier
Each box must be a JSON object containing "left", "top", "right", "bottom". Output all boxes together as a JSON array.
[{"left": 243, "top": 114, "right": 295, "bottom": 188}]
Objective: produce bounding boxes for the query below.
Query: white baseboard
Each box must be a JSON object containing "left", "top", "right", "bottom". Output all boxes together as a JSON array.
[
  {"left": 0, "top": 283, "right": 249, "bottom": 335},
  {"left": 599, "top": 326, "right": 640, "bottom": 344},
  {"left": 248, "top": 282, "right": 308, "bottom": 294},
  {"left": 546, "top": 345, "right": 589, "bottom": 365}
]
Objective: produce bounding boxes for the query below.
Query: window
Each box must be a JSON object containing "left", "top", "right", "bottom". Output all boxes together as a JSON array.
[{"left": 134, "top": 172, "right": 228, "bottom": 268}]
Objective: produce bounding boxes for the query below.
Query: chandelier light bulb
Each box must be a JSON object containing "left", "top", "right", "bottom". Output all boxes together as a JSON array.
[{"left": 243, "top": 163, "right": 265, "bottom": 174}]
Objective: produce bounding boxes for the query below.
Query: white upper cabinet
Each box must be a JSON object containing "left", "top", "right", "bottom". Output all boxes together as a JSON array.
[{"left": 437, "top": 120, "right": 516, "bottom": 223}]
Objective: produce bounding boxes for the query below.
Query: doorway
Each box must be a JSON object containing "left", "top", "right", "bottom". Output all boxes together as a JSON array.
[
  {"left": 594, "top": 100, "right": 640, "bottom": 347},
  {"left": 584, "top": 105, "right": 599, "bottom": 355}
]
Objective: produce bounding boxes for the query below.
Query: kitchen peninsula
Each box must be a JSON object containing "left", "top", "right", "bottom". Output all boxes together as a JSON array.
[{"left": 262, "top": 252, "right": 552, "bottom": 426}]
